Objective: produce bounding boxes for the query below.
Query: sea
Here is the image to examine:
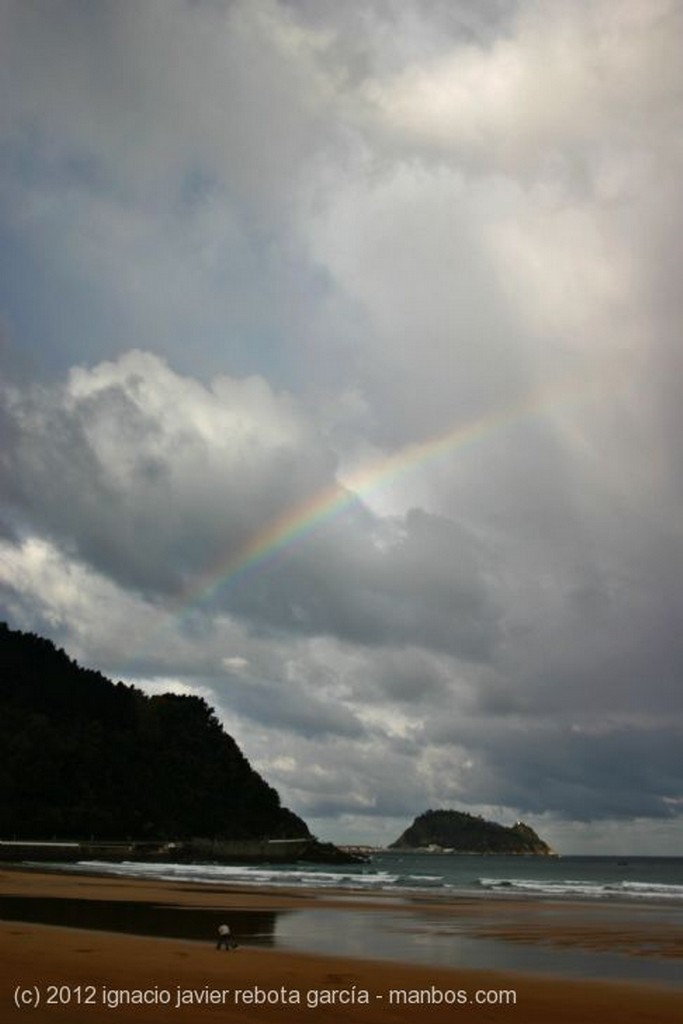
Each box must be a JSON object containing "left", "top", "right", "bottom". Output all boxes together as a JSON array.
[
  {"left": 12, "top": 852, "right": 683, "bottom": 985},
  {"left": 46, "top": 851, "right": 683, "bottom": 904}
]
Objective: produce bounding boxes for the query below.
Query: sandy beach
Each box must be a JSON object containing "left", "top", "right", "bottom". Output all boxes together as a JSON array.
[{"left": 2, "top": 867, "right": 682, "bottom": 1023}]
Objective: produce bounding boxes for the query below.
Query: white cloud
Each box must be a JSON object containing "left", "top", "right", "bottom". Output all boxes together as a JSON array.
[
  {"left": 364, "top": 1, "right": 683, "bottom": 167},
  {"left": 1, "top": 0, "right": 682, "bottom": 850},
  {"left": 2, "top": 349, "right": 334, "bottom": 592}
]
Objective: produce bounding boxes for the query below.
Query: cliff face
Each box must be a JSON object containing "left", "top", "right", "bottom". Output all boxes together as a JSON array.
[
  {"left": 390, "top": 809, "right": 554, "bottom": 855},
  {"left": 0, "top": 623, "right": 309, "bottom": 842}
]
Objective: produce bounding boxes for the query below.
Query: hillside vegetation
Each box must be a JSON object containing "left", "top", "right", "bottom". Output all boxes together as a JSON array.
[{"left": 0, "top": 623, "right": 309, "bottom": 841}]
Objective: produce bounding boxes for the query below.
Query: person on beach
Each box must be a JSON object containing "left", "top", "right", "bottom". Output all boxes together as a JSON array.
[{"left": 216, "top": 923, "right": 236, "bottom": 950}]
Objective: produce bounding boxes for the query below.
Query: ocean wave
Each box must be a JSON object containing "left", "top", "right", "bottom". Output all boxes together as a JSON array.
[
  {"left": 32, "top": 857, "right": 683, "bottom": 903},
  {"left": 477, "top": 876, "right": 683, "bottom": 900},
  {"left": 49, "top": 859, "right": 450, "bottom": 892},
  {"left": 393, "top": 873, "right": 445, "bottom": 888},
  {"left": 67, "top": 860, "right": 402, "bottom": 889}
]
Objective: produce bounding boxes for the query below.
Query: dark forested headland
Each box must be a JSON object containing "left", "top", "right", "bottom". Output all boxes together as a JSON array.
[
  {"left": 0, "top": 622, "right": 309, "bottom": 843},
  {"left": 391, "top": 809, "right": 555, "bottom": 855}
]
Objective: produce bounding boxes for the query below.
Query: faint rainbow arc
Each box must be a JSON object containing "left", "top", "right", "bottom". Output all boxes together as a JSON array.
[{"left": 167, "top": 390, "right": 545, "bottom": 618}]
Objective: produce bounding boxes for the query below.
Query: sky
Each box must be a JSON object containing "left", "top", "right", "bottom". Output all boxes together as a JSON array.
[{"left": 1, "top": 0, "right": 682, "bottom": 854}]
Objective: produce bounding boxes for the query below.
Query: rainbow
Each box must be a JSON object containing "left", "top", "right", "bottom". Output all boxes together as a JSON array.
[{"left": 166, "top": 385, "right": 564, "bottom": 619}]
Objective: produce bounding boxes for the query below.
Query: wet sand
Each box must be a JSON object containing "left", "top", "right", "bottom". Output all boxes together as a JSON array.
[{"left": 2, "top": 867, "right": 682, "bottom": 1023}]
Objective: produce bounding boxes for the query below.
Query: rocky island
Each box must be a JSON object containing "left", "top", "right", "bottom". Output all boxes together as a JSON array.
[{"left": 390, "top": 808, "right": 555, "bottom": 855}]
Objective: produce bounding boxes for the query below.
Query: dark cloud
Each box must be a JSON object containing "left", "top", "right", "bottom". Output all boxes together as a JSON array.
[
  {"left": 426, "top": 718, "right": 683, "bottom": 822},
  {"left": 1, "top": 0, "right": 682, "bottom": 849},
  {"left": 0, "top": 352, "right": 335, "bottom": 594},
  {"left": 1, "top": 353, "right": 500, "bottom": 661},
  {"left": 216, "top": 672, "right": 366, "bottom": 741}
]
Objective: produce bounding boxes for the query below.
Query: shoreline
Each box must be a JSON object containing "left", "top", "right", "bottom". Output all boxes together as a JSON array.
[
  {"left": 4, "top": 860, "right": 683, "bottom": 916},
  {"left": 2, "top": 866, "right": 682, "bottom": 1023}
]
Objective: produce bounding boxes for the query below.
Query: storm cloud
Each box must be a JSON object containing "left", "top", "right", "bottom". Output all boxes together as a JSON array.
[{"left": 1, "top": 0, "right": 682, "bottom": 851}]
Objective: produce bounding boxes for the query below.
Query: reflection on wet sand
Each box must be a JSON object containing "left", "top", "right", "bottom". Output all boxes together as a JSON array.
[
  {"left": 0, "top": 895, "right": 281, "bottom": 946},
  {"left": 2, "top": 891, "right": 683, "bottom": 988}
]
